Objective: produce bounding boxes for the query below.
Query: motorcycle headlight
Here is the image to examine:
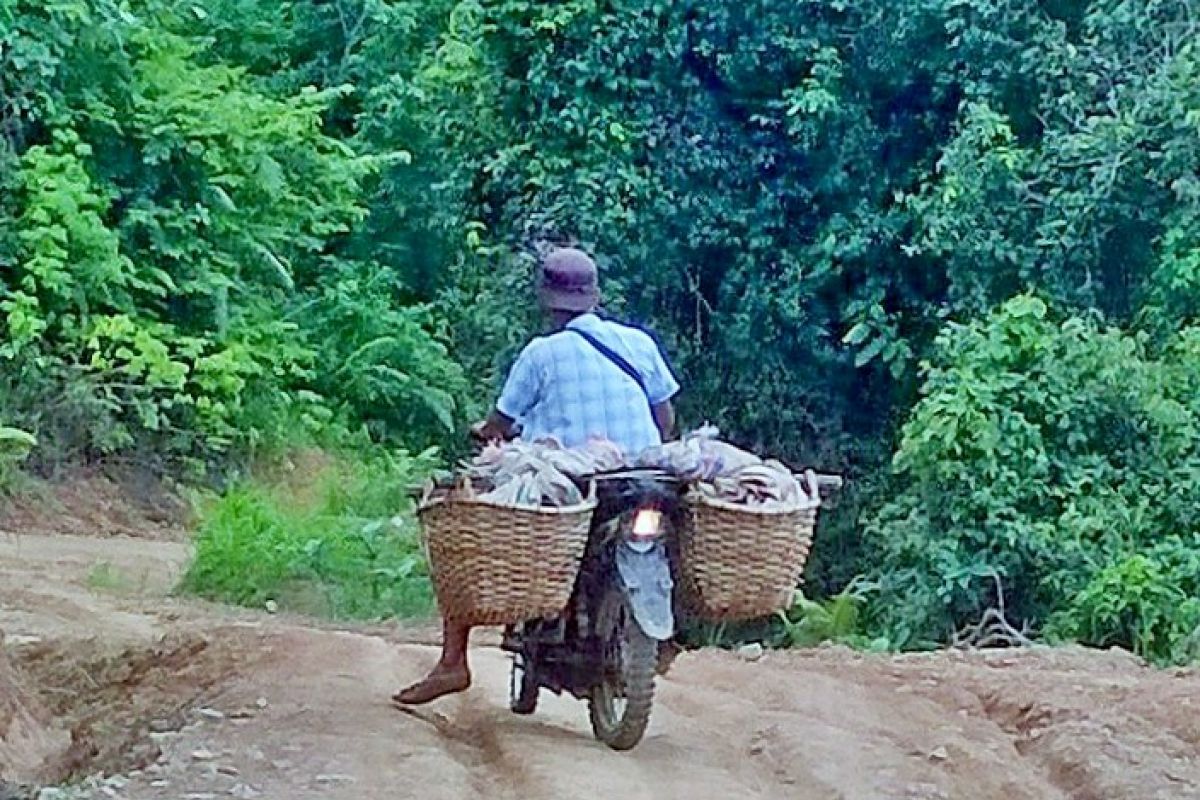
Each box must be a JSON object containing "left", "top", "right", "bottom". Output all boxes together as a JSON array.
[{"left": 631, "top": 508, "right": 663, "bottom": 539}]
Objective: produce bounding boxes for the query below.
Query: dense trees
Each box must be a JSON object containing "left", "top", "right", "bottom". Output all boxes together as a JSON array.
[
  {"left": 3, "top": 0, "right": 1198, "bottom": 659},
  {"left": 1, "top": 0, "right": 464, "bottom": 471}
]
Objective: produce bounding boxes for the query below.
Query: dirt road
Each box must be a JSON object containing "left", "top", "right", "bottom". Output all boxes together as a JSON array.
[{"left": 3, "top": 528, "right": 1200, "bottom": 800}]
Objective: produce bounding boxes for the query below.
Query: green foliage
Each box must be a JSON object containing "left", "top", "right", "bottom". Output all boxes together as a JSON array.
[
  {"left": 679, "top": 585, "right": 887, "bottom": 653},
  {"left": 0, "top": 425, "right": 36, "bottom": 491},
  {"left": 5, "top": 0, "right": 1200, "bottom": 655},
  {"left": 87, "top": 561, "right": 133, "bottom": 594},
  {"left": 303, "top": 266, "right": 466, "bottom": 450},
  {"left": 776, "top": 586, "right": 890, "bottom": 652},
  {"left": 1046, "top": 550, "right": 1200, "bottom": 664},
  {"left": 865, "top": 295, "right": 1200, "bottom": 662},
  {"left": 1, "top": 0, "right": 465, "bottom": 471},
  {"left": 181, "top": 448, "right": 438, "bottom": 619},
  {"left": 0, "top": 426, "right": 36, "bottom": 456}
]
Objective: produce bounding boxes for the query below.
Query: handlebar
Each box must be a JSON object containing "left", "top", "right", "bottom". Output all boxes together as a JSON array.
[{"left": 810, "top": 473, "right": 844, "bottom": 492}]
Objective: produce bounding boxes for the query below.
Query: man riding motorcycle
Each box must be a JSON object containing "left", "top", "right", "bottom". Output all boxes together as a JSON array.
[{"left": 393, "top": 246, "right": 681, "bottom": 706}]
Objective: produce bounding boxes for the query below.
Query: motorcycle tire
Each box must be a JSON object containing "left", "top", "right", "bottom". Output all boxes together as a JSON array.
[
  {"left": 588, "top": 589, "right": 657, "bottom": 751},
  {"left": 509, "top": 654, "right": 539, "bottom": 715}
]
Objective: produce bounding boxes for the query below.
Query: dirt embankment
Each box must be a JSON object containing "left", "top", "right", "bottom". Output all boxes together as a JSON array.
[
  {"left": 2, "top": 492, "right": 1199, "bottom": 800},
  {"left": 0, "top": 635, "right": 70, "bottom": 787}
]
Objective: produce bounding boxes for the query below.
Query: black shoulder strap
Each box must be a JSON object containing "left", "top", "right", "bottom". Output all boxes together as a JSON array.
[{"left": 567, "top": 327, "right": 655, "bottom": 409}]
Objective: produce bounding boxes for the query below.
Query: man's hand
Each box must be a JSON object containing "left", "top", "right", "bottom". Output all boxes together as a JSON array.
[
  {"left": 471, "top": 411, "right": 517, "bottom": 444},
  {"left": 469, "top": 420, "right": 494, "bottom": 443}
]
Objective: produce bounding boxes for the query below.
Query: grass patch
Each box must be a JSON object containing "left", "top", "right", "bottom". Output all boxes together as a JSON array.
[
  {"left": 681, "top": 584, "right": 891, "bottom": 653},
  {"left": 87, "top": 561, "right": 131, "bottom": 593},
  {"left": 180, "top": 447, "right": 439, "bottom": 620}
]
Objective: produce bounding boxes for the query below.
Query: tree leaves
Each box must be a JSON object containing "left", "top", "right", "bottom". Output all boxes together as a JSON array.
[
  {"left": 4, "top": 0, "right": 1200, "bottom": 657},
  {"left": 0, "top": 1, "right": 465, "bottom": 464},
  {"left": 868, "top": 295, "right": 1200, "bottom": 660}
]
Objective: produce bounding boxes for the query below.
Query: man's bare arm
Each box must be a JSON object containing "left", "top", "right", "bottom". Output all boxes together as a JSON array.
[{"left": 652, "top": 400, "right": 676, "bottom": 441}]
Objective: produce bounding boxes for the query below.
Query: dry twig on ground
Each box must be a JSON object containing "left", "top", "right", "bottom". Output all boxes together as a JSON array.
[{"left": 951, "top": 575, "right": 1034, "bottom": 650}]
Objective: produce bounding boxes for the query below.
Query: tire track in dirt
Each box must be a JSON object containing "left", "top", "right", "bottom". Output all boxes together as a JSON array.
[
  {"left": 853, "top": 650, "right": 1200, "bottom": 800},
  {"left": 394, "top": 698, "right": 547, "bottom": 800},
  {"left": 3, "top": 531, "right": 1200, "bottom": 800}
]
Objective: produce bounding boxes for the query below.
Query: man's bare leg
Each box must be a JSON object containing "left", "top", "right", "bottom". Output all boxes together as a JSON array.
[{"left": 393, "top": 620, "right": 472, "bottom": 705}]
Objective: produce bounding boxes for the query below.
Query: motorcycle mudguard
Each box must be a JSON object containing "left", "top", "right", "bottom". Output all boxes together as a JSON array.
[{"left": 616, "top": 542, "right": 674, "bottom": 640}]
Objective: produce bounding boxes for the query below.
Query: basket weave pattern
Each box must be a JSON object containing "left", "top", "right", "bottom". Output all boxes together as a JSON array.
[
  {"left": 419, "top": 491, "right": 596, "bottom": 626},
  {"left": 681, "top": 493, "right": 817, "bottom": 622}
]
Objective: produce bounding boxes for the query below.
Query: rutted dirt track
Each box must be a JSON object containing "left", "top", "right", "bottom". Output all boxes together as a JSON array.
[{"left": 3, "top": 528, "right": 1200, "bottom": 800}]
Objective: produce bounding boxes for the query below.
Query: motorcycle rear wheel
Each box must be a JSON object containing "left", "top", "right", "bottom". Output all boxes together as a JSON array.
[{"left": 588, "top": 589, "right": 657, "bottom": 750}]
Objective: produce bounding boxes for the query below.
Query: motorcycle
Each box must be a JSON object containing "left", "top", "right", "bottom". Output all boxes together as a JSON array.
[{"left": 500, "top": 467, "right": 682, "bottom": 751}]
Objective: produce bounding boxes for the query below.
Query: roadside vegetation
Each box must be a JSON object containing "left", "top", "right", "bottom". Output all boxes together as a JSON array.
[
  {"left": 181, "top": 447, "right": 438, "bottom": 620},
  {"left": 3, "top": 1, "right": 1199, "bottom": 663}
]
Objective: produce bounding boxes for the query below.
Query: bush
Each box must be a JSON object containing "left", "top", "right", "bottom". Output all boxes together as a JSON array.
[
  {"left": 180, "top": 448, "right": 439, "bottom": 620},
  {"left": 865, "top": 296, "right": 1200, "bottom": 662},
  {"left": 1046, "top": 544, "right": 1200, "bottom": 664},
  {"left": 0, "top": 3, "right": 467, "bottom": 473},
  {"left": 776, "top": 585, "right": 890, "bottom": 652},
  {"left": 0, "top": 425, "right": 36, "bottom": 493}
]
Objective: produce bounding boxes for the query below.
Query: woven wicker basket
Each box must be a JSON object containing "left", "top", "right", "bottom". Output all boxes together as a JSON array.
[
  {"left": 418, "top": 486, "right": 596, "bottom": 626},
  {"left": 680, "top": 492, "right": 818, "bottom": 622}
]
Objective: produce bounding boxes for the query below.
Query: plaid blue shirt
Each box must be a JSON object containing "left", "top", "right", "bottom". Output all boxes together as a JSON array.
[{"left": 496, "top": 314, "right": 680, "bottom": 456}]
